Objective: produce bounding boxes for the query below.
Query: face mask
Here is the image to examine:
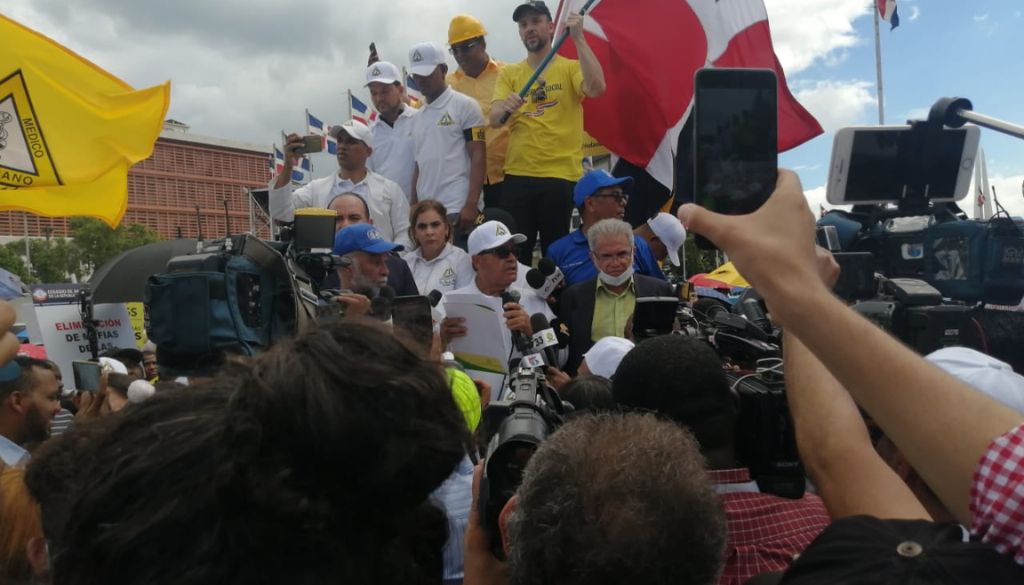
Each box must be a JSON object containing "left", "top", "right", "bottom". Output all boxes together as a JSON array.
[{"left": 598, "top": 265, "right": 634, "bottom": 287}]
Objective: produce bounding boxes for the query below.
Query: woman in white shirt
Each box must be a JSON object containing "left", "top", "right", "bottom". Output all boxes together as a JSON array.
[{"left": 404, "top": 200, "right": 475, "bottom": 296}]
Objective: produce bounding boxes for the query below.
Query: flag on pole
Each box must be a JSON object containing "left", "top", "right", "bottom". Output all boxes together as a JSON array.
[
  {"left": 403, "top": 69, "right": 424, "bottom": 108},
  {"left": 877, "top": 0, "right": 900, "bottom": 30},
  {"left": 349, "top": 93, "right": 377, "bottom": 125},
  {"left": 291, "top": 156, "right": 312, "bottom": 184},
  {"left": 271, "top": 146, "right": 285, "bottom": 175},
  {"left": 306, "top": 110, "right": 336, "bottom": 154},
  {"left": 554, "top": 0, "right": 822, "bottom": 194},
  {"left": 0, "top": 15, "right": 170, "bottom": 227}
]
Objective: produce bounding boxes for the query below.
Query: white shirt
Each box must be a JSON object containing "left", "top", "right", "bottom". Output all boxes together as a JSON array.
[
  {"left": 410, "top": 86, "right": 485, "bottom": 214},
  {"left": 0, "top": 434, "right": 28, "bottom": 467},
  {"left": 367, "top": 107, "right": 419, "bottom": 202},
  {"left": 268, "top": 170, "right": 412, "bottom": 249},
  {"left": 405, "top": 243, "right": 475, "bottom": 297}
]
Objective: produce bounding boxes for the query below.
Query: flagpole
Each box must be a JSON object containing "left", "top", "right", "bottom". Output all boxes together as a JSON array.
[
  {"left": 873, "top": 5, "right": 885, "bottom": 124},
  {"left": 304, "top": 108, "right": 310, "bottom": 134},
  {"left": 347, "top": 89, "right": 353, "bottom": 121}
]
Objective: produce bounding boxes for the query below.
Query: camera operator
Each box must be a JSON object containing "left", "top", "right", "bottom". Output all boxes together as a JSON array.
[
  {"left": 330, "top": 223, "right": 404, "bottom": 316},
  {"left": 613, "top": 335, "right": 830, "bottom": 584},
  {"left": 442, "top": 220, "right": 560, "bottom": 364},
  {"left": 464, "top": 412, "right": 727, "bottom": 585},
  {"left": 557, "top": 219, "right": 672, "bottom": 374}
]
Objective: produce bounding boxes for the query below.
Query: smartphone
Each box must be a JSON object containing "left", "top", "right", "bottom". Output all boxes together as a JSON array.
[
  {"left": 292, "top": 135, "right": 324, "bottom": 155},
  {"left": 826, "top": 125, "right": 980, "bottom": 205},
  {"left": 391, "top": 295, "right": 434, "bottom": 350},
  {"left": 693, "top": 68, "right": 778, "bottom": 249},
  {"left": 72, "top": 360, "right": 102, "bottom": 392},
  {"left": 631, "top": 297, "right": 679, "bottom": 340}
]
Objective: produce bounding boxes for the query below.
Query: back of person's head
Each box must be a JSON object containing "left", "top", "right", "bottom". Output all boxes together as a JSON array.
[
  {"left": 507, "top": 412, "right": 726, "bottom": 585},
  {"left": 560, "top": 375, "right": 614, "bottom": 414},
  {"left": 612, "top": 335, "right": 737, "bottom": 453},
  {"left": 0, "top": 466, "right": 44, "bottom": 585},
  {"left": 54, "top": 320, "right": 468, "bottom": 585}
]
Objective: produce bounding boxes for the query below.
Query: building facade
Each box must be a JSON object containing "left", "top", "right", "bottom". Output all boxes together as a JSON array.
[{"left": 0, "top": 120, "right": 273, "bottom": 241}]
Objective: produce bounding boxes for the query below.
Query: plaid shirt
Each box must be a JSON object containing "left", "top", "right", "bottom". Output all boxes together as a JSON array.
[
  {"left": 710, "top": 468, "right": 831, "bottom": 585},
  {"left": 971, "top": 422, "right": 1024, "bottom": 566}
]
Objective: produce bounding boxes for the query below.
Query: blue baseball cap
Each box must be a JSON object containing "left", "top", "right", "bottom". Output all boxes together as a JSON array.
[
  {"left": 333, "top": 224, "right": 404, "bottom": 256},
  {"left": 573, "top": 170, "right": 634, "bottom": 207}
]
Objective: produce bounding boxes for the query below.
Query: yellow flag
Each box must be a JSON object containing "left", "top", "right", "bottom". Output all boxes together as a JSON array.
[{"left": 0, "top": 15, "right": 170, "bottom": 226}]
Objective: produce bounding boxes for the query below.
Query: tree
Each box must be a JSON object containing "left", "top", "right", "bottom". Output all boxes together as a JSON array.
[
  {"left": 70, "top": 218, "right": 161, "bottom": 274},
  {"left": 4, "top": 239, "right": 83, "bottom": 283},
  {"left": 0, "top": 244, "right": 31, "bottom": 282}
]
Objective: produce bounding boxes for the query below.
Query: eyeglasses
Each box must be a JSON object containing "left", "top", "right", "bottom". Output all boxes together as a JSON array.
[
  {"left": 449, "top": 39, "right": 482, "bottom": 55},
  {"left": 531, "top": 79, "right": 547, "bottom": 103},
  {"left": 480, "top": 245, "right": 517, "bottom": 259},
  {"left": 592, "top": 190, "right": 629, "bottom": 205}
]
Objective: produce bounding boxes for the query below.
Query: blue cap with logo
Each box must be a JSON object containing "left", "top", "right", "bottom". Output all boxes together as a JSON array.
[
  {"left": 573, "top": 169, "right": 634, "bottom": 207},
  {"left": 333, "top": 224, "right": 404, "bottom": 256}
]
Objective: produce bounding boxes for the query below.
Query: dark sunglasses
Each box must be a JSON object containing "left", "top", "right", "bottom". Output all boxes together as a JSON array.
[
  {"left": 480, "top": 245, "right": 518, "bottom": 259},
  {"left": 449, "top": 39, "right": 482, "bottom": 55}
]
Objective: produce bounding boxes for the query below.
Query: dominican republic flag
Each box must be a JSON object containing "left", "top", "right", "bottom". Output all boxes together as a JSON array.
[
  {"left": 404, "top": 71, "right": 424, "bottom": 108},
  {"left": 291, "top": 156, "right": 312, "bottom": 184},
  {"left": 350, "top": 93, "right": 377, "bottom": 125},
  {"left": 878, "top": 0, "right": 899, "bottom": 30},
  {"left": 271, "top": 146, "right": 285, "bottom": 174},
  {"left": 553, "top": 0, "right": 823, "bottom": 221},
  {"left": 306, "top": 110, "right": 337, "bottom": 154}
]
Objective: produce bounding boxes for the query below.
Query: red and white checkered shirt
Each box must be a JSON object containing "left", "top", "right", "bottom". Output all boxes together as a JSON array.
[
  {"left": 710, "top": 468, "right": 831, "bottom": 585},
  {"left": 971, "top": 422, "right": 1024, "bottom": 566}
]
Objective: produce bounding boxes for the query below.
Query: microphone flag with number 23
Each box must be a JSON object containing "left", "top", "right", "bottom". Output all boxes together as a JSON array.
[{"left": 0, "top": 14, "right": 170, "bottom": 226}]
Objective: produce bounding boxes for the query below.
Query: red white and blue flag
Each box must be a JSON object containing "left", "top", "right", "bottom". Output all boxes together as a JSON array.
[
  {"left": 271, "top": 146, "right": 285, "bottom": 175},
  {"left": 554, "top": 0, "right": 823, "bottom": 193},
  {"left": 306, "top": 110, "right": 337, "bottom": 154},
  {"left": 349, "top": 93, "right": 377, "bottom": 125},
  {"left": 291, "top": 156, "right": 312, "bottom": 184},
  {"left": 878, "top": 0, "right": 899, "bottom": 30},
  {"left": 405, "top": 71, "right": 425, "bottom": 106}
]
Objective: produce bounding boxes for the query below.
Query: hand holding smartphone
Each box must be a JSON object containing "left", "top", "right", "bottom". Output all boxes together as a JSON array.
[
  {"left": 72, "top": 360, "right": 102, "bottom": 392},
  {"left": 693, "top": 68, "right": 779, "bottom": 249}
]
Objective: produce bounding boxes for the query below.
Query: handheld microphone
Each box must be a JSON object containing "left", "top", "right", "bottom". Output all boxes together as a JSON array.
[
  {"left": 370, "top": 285, "right": 395, "bottom": 321},
  {"left": 427, "top": 289, "right": 444, "bottom": 307},
  {"left": 427, "top": 289, "right": 444, "bottom": 322},
  {"left": 500, "top": 289, "right": 531, "bottom": 353},
  {"left": 528, "top": 313, "right": 560, "bottom": 368}
]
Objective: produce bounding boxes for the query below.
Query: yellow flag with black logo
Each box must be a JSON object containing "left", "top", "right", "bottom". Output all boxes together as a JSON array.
[{"left": 0, "top": 15, "right": 170, "bottom": 226}]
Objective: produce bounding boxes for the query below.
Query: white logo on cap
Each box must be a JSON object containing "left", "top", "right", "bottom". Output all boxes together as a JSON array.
[
  {"left": 412, "top": 50, "right": 423, "bottom": 62},
  {"left": 495, "top": 224, "right": 508, "bottom": 236},
  {"left": 371, "top": 66, "right": 381, "bottom": 76},
  {"left": 367, "top": 228, "right": 382, "bottom": 240}
]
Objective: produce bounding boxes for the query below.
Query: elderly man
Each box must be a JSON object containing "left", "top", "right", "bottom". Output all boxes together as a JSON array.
[
  {"left": 446, "top": 14, "right": 509, "bottom": 210},
  {"left": 331, "top": 223, "right": 404, "bottom": 317},
  {"left": 407, "top": 41, "right": 486, "bottom": 236},
  {"left": 270, "top": 120, "right": 411, "bottom": 248},
  {"left": 558, "top": 219, "right": 673, "bottom": 373},
  {"left": 547, "top": 170, "right": 665, "bottom": 286},
  {"left": 365, "top": 61, "right": 419, "bottom": 201},
  {"left": 491, "top": 1, "right": 606, "bottom": 264}
]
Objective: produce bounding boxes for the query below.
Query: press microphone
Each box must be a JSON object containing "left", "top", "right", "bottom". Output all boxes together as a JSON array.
[
  {"left": 370, "top": 285, "right": 395, "bottom": 321},
  {"left": 500, "top": 289, "right": 531, "bottom": 353},
  {"left": 427, "top": 289, "right": 443, "bottom": 307},
  {"left": 547, "top": 317, "right": 571, "bottom": 349},
  {"left": 528, "top": 313, "right": 560, "bottom": 368},
  {"left": 527, "top": 258, "right": 565, "bottom": 300}
]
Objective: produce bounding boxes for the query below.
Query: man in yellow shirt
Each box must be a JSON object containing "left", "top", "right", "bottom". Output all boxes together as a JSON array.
[
  {"left": 446, "top": 14, "right": 509, "bottom": 211},
  {"left": 491, "top": 1, "right": 606, "bottom": 266}
]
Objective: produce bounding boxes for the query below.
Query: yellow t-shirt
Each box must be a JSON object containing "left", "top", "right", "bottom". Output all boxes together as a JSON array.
[
  {"left": 448, "top": 59, "right": 510, "bottom": 186},
  {"left": 493, "top": 55, "right": 585, "bottom": 182}
]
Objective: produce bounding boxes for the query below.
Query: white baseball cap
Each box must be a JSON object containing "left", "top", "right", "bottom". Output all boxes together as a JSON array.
[
  {"left": 926, "top": 346, "right": 1024, "bottom": 414},
  {"left": 408, "top": 41, "right": 447, "bottom": 76},
  {"left": 583, "top": 337, "right": 635, "bottom": 379},
  {"left": 647, "top": 212, "right": 686, "bottom": 267},
  {"left": 468, "top": 220, "right": 526, "bottom": 256},
  {"left": 365, "top": 61, "right": 401, "bottom": 86},
  {"left": 98, "top": 356, "right": 128, "bottom": 375},
  {"left": 329, "top": 120, "right": 373, "bottom": 148}
]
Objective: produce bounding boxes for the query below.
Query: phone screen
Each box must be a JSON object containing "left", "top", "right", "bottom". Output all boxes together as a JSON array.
[
  {"left": 694, "top": 68, "right": 778, "bottom": 226},
  {"left": 844, "top": 128, "right": 968, "bottom": 202},
  {"left": 631, "top": 297, "right": 679, "bottom": 340},
  {"left": 72, "top": 360, "right": 102, "bottom": 392},
  {"left": 391, "top": 296, "right": 434, "bottom": 350}
]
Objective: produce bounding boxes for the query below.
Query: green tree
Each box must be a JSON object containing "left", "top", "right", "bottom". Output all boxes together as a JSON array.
[
  {"left": 70, "top": 218, "right": 161, "bottom": 274},
  {"left": 681, "top": 234, "right": 718, "bottom": 277},
  {"left": 0, "top": 244, "right": 31, "bottom": 282},
  {"left": 3, "top": 239, "right": 83, "bottom": 283}
]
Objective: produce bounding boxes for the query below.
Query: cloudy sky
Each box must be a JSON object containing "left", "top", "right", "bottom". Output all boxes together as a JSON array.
[{"left": 4, "top": 0, "right": 1023, "bottom": 215}]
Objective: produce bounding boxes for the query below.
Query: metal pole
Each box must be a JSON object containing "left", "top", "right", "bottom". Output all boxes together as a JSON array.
[
  {"left": 956, "top": 110, "right": 1024, "bottom": 140},
  {"left": 347, "top": 89, "right": 353, "bottom": 121},
  {"left": 873, "top": 6, "right": 885, "bottom": 124},
  {"left": 22, "top": 214, "right": 31, "bottom": 273}
]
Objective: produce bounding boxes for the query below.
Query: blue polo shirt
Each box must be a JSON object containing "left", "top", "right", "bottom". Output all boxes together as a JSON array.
[{"left": 547, "top": 228, "right": 666, "bottom": 286}]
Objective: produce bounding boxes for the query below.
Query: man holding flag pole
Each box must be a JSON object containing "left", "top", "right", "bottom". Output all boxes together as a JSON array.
[{"left": 491, "top": 1, "right": 606, "bottom": 266}]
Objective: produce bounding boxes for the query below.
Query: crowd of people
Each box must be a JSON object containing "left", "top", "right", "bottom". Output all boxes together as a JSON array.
[{"left": 2, "top": 1, "right": 1024, "bottom": 584}]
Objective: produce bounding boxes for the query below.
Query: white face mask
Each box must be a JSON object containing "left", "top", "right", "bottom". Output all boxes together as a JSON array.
[{"left": 598, "top": 265, "right": 634, "bottom": 287}]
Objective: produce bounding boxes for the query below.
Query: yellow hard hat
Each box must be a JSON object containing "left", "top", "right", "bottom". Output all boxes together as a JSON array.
[{"left": 448, "top": 14, "right": 487, "bottom": 46}]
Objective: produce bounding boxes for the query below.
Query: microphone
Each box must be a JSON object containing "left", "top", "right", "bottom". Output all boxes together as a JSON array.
[
  {"left": 427, "top": 289, "right": 444, "bottom": 322},
  {"left": 500, "top": 289, "right": 531, "bottom": 353},
  {"left": 427, "top": 289, "right": 443, "bottom": 307},
  {"left": 370, "top": 285, "right": 395, "bottom": 321},
  {"left": 526, "top": 258, "right": 565, "bottom": 300},
  {"left": 547, "top": 317, "right": 571, "bottom": 349},
  {"left": 528, "top": 313, "right": 560, "bottom": 368}
]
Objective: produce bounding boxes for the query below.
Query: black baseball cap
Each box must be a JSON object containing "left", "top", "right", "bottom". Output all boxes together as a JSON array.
[
  {"left": 748, "top": 516, "right": 1024, "bottom": 584},
  {"left": 512, "top": 1, "right": 551, "bottom": 21}
]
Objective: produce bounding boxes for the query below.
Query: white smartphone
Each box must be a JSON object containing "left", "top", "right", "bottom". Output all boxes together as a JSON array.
[{"left": 827, "top": 125, "right": 980, "bottom": 205}]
